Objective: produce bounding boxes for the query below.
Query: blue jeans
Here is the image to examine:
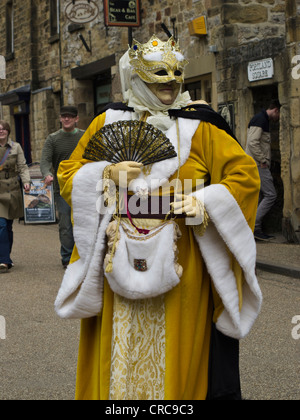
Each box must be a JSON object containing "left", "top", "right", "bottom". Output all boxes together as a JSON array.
[
  {"left": 0, "top": 218, "right": 13, "bottom": 265},
  {"left": 55, "top": 195, "right": 74, "bottom": 266}
]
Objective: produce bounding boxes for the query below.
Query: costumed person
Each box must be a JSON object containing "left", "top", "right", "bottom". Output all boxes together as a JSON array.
[
  {"left": 0, "top": 120, "right": 31, "bottom": 273},
  {"left": 55, "top": 36, "right": 262, "bottom": 400}
]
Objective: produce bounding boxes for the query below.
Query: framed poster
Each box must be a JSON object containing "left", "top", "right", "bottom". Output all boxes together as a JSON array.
[
  {"left": 103, "top": 0, "right": 141, "bottom": 27},
  {"left": 23, "top": 179, "right": 56, "bottom": 224},
  {"left": 218, "top": 103, "right": 235, "bottom": 135}
]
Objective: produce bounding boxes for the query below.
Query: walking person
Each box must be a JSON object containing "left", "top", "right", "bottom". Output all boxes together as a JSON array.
[
  {"left": 246, "top": 99, "right": 281, "bottom": 241},
  {"left": 40, "top": 106, "right": 85, "bottom": 268},
  {"left": 0, "top": 120, "right": 31, "bottom": 273}
]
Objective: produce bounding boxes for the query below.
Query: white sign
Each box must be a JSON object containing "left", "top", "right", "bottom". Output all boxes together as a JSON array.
[
  {"left": 292, "top": 315, "right": 300, "bottom": 340},
  {"left": 292, "top": 55, "right": 300, "bottom": 80},
  {"left": 248, "top": 58, "right": 274, "bottom": 82},
  {"left": 0, "top": 316, "right": 6, "bottom": 340},
  {"left": 0, "top": 55, "right": 6, "bottom": 79},
  {"left": 65, "top": 0, "right": 99, "bottom": 24}
]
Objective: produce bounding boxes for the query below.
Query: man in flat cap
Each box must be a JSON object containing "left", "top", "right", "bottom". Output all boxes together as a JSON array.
[{"left": 41, "top": 106, "right": 85, "bottom": 268}]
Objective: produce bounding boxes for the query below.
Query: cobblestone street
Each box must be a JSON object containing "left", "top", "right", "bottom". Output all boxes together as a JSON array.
[{"left": 0, "top": 222, "right": 299, "bottom": 400}]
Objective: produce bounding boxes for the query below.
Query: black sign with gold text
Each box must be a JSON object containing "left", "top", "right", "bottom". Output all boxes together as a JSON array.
[{"left": 104, "top": 0, "right": 141, "bottom": 27}]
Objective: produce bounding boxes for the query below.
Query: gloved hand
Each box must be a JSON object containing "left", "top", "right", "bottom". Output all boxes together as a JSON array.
[
  {"left": 171, "top": 194, "right": 201, "bottom": 217},
  {"left": 109, "top": 161, "right": 143, "bottom": 188}
]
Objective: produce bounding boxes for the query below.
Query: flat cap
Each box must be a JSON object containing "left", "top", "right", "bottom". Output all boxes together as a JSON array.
[{"left": 60, "top": 105, "right": 78, "bottom": 116}]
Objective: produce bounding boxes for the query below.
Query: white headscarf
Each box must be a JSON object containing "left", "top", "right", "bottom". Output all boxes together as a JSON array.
[{"left": 119, "top": 51, "right": 191, "bottom": 132}]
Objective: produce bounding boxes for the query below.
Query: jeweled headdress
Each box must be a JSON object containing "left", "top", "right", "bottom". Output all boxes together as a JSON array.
[{"left": 128, "top": 35, "right": 188, "bottom": 84}]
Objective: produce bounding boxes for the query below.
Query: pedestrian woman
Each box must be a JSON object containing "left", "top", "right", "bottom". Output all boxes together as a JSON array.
[
  {"left": 55, "top": 36, "right": 262, "bottom": 400},
  {"left": 0, "top": 120, "right": 31, "bottom": 273}
]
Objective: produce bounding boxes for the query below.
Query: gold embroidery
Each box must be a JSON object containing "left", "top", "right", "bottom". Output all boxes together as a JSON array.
[
  {"left": 184, "top": 107, "right": 197, "bottom": 112},
  {"left": 109, "top": 294, "right": 166, "bottom": 400}
]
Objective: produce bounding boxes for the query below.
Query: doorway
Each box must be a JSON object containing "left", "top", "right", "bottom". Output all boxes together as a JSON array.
[
  {"left": 251, "top": 84, "right": 283, "bottom": 234},
  {"left": 14, "top": 113, "right": 32, "bottom": 164}
]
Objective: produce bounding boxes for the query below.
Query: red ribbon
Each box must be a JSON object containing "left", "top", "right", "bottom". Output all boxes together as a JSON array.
[{"left": 124, "top": 191, "right": 150, "bottom": 235}]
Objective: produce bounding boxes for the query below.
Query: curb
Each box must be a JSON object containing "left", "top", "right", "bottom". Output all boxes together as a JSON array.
[{"left": 256, "top": 260, "right": 300, "bottom": 279}]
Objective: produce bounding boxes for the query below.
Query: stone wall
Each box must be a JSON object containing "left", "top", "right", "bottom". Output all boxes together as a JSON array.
[
  {"left": 282, "top": 0, "right": 300, "bottom": 242},
  {"left": 0, "top": 0, "right": 31, "bottom": 88},
  {"left": 0, "top": 0, "right": 299, "bottom": 240},
  {"left": 30, "top": 88, "right": 61, "bottom": 161}
]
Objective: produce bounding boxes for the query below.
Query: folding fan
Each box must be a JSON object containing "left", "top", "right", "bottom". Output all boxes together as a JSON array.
[{"left": 82, "top": 120, "right": 177, "bottom": 165}]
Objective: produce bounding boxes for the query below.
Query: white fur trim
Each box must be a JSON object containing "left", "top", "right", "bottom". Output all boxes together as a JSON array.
[
  {"left": 55, "top": 162, "right": 113, "bottom": 319},
  {"left": 106, "top": 222, "right": 180, "bottom": 299},
  {"left": 144, "top": 52, "right": 185, "bottom": 62},
  {"left": 193, "top": 184, "right": 262, "bottom": 339},
  {"left": 104, "top": 109, "right": 132, "bottom": 125}
]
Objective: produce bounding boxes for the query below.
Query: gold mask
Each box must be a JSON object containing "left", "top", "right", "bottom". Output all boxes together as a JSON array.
[{"left": 128, "top": 35, "right": 188, "bottom": 84}]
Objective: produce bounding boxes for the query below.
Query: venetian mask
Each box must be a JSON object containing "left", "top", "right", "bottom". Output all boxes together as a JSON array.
[{"left": 128, "top": 35, "right": 188, "bottom": 84}]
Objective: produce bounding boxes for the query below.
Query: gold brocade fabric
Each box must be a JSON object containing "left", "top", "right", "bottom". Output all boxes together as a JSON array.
[{"left": 109, "top": 294, "right": 166, "bottom": 400}]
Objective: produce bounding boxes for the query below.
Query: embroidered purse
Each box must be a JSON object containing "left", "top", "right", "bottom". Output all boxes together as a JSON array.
[{"left": 104, "top": 219, "right": 183, "bottom": 300}]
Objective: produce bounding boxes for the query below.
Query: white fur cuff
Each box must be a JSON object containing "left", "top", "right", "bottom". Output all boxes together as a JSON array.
[{"left": 193, "top": 184, "right": 262, "bottom": 339}]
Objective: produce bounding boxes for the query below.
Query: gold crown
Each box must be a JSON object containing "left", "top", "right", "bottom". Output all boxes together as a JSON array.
[
  {"left": 130, "top": 35, "right": 182, "bottom": 56},
  {"left": 128, "top": 35, "right": 188, "bottom": 84}
]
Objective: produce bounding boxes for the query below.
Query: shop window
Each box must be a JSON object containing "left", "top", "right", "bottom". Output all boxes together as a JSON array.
[
  {"left": 185, "top": 74, "right": 212, "bottom": 106},
  {"left": 94, "top": 71, "right": 112, "bottom": 115},
  {"left": 6, "top": 0, "right": 14, "bottom": 59}
]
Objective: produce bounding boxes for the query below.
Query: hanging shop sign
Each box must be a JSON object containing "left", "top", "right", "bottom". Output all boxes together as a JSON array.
[
  {"left": 65, "top": 0, "right": 99, "bottom": 24},
  {"left": 188, "top": 16, "right": 207, "bottom": 37},
  {"left": 103, "top": 0, "right": 141, "bottom": 27},
  {"left": 248, "top": 58, "right": 274, "bottom": 82}
]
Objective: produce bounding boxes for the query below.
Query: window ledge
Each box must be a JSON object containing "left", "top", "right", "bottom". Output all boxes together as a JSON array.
[{"left": 49, "top": 34, "right": 60, "bottom": 44}]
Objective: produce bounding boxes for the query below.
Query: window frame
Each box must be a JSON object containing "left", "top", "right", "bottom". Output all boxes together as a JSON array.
[
  {"left": 50, "top": 0, "right": 60, "bottom": 41},
  {"left": 6, "top": 0, "right": 14, "bottom": 59}
]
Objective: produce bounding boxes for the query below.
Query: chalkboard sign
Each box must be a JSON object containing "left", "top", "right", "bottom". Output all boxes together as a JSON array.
[{"left": 104, "top": 0, "right": 141, "bottom": 27}]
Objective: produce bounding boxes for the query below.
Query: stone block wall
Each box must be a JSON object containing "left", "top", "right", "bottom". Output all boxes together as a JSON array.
[
  {"left": 0, "top": 0, "right": 32, "bottom": 89},
  {"left": 281, "top": 0, "right": 300, "bottom": 242},
  {"left": 0, "top": 0, "right": 299, "bottom": 240}
]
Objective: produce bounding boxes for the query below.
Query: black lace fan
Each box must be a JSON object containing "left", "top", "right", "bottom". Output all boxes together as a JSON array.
[{"left": 82, "top": 120, "right": 177, "bottom": 165}]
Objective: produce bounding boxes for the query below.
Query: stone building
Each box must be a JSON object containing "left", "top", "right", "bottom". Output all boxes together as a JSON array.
[{"left": 0, "top": 0, "right": 299, "bottom": 242}]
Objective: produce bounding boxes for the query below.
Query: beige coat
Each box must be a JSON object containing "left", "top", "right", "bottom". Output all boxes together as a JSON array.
[
  {"left": 245, "top": 126, "right": 271, "bottom": 167},
  {"left": 0, "top": 139, "right": 31, "bottom": 219}
]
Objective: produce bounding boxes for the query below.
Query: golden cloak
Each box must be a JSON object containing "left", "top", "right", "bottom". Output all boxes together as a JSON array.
[{"left": 56, "top": 107, "right": 261, "bottom": 400}]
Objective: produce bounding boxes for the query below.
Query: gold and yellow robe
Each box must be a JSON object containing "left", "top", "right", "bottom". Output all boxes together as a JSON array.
[{"left": 55, "top": 106, "right": 261, "bottom": 400}]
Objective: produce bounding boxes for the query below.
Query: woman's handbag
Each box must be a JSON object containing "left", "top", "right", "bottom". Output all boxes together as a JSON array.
[{"left": 104, "top": 219, "right": 183, "bottom": 300}]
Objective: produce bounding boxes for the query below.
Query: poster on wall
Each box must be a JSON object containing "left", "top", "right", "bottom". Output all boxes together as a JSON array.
[
  {"left": 218, "top": 103, "right": 235, "bottom": 135},
  {"left": 23, "top": 179, "right": 56, "bottom": 224}
]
